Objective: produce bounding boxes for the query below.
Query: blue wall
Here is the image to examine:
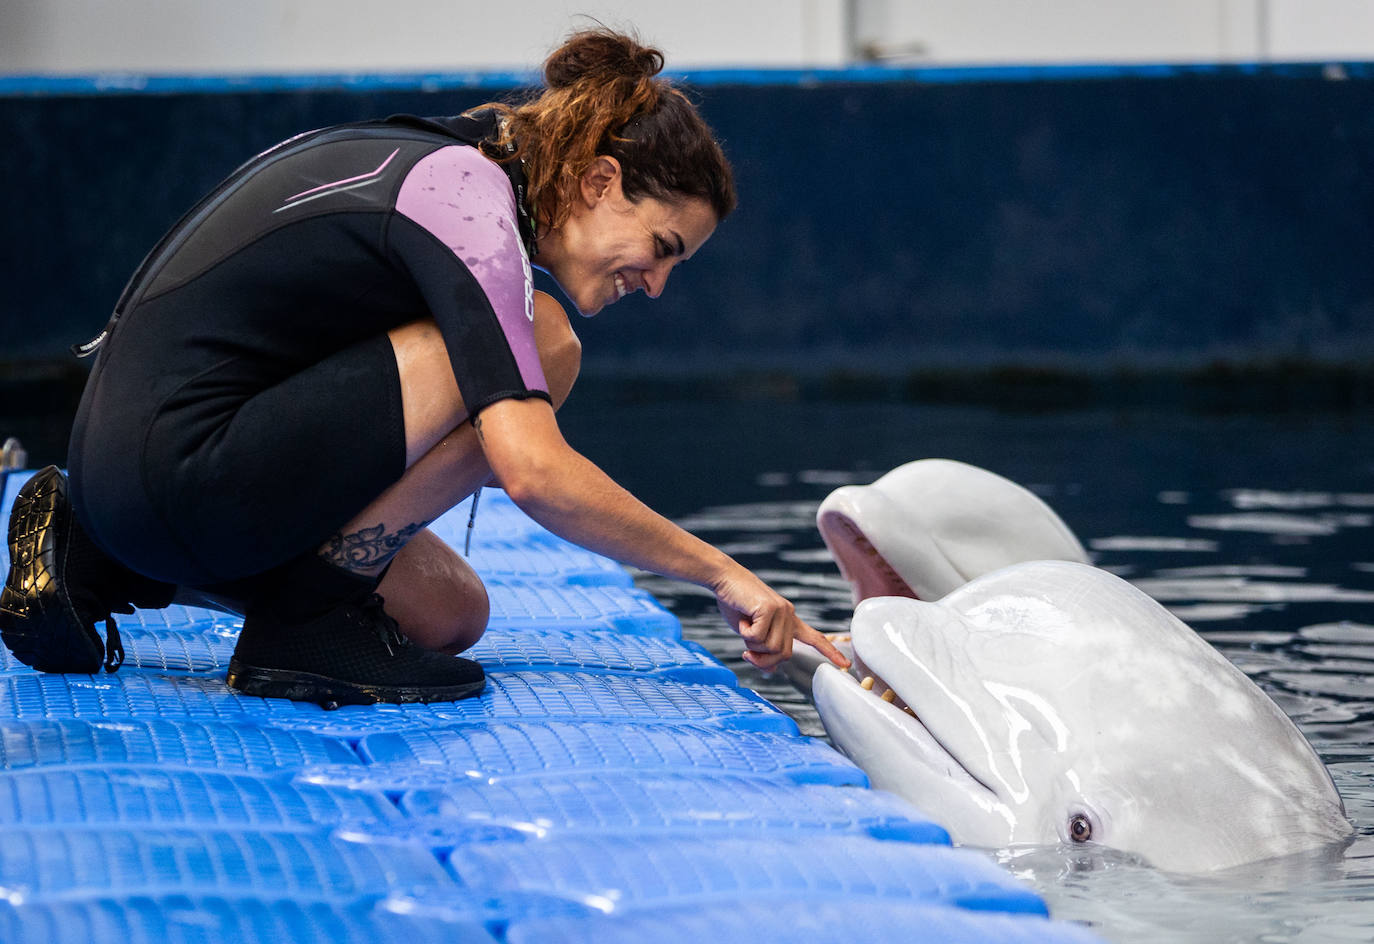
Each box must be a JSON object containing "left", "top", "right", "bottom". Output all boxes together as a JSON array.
[{"left": 4, "top": 64, "right": 1373, "bottom": 381}]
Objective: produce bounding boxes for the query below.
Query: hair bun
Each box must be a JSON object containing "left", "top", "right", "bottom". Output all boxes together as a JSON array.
[{"left": 544, "top": 28, "right": 664, "bottom": 89}]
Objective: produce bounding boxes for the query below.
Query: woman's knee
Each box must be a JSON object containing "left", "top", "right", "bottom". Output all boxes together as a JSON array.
[{"left": 376, "top": 530, "right": 489, "bottom": 652}]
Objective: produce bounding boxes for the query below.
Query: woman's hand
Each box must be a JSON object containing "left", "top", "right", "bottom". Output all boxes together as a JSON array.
[
  {"left": 474, "top": 399, "right": 849, "bottom": 674},
  {"left": 711, "top": 566, "right": 851, "bottom": 672}
]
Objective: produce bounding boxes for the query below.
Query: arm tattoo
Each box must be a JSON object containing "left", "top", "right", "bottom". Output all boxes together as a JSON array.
[
  {"left": 473, "top": 416, "right": 485, "bottom": 443},
  {"left": 320, "top": 520, "right": 427, "bottom": 572}
]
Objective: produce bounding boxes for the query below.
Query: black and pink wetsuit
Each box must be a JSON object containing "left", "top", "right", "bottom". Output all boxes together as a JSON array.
[{"left": 68, "top": 112, "right": 549, "bottom": 589}]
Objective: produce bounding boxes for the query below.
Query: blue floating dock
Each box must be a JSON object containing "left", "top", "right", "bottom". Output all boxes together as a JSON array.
[
  {"left": 0, "top": 670, "right": 793, "bottom": 736},
  {"left": 0, "top": 896, "right": 498, "bottom": 944},
  {"left": 0, "top": 470, "right": 1100, "bottom": 943},
  {"left": 441, "top": 833, "right": 1049, "bottom": 916},
  {"left": 395, "top": 772, "right": 949, "bottom": 844},
  {"left": 353, "top": 720, "right": 864, "bottom": 784},
  {"left": 505, "top": 898, "right": 1105, "bottom": 944},
  {"left": 0, "top": 766, "right": 401, "bottom": 830},
  {"left": 0, "top": 825, "right": 453, "bottom": 900},
  {"left": 0, "top": 718, "right": 360, "bottom": 771}
]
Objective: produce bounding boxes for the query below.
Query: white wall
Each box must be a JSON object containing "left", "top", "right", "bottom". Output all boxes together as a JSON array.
[
  {"left": 853, "top": 0, "right": 1374, "bottom": 64},
  {"left": 0, "top": 0, "right": 1370, "bottom": 76},
  {"left": 1266, "top": 0, "right": 1374, "bottom": 60},
  {"left": 0, "top": 0, "right": 848, "bottom": 74}
]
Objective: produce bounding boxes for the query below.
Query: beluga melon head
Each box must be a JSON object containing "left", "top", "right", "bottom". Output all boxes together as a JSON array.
[{"left": 816, "top": 458, "right": 1088, "bottom": 604}]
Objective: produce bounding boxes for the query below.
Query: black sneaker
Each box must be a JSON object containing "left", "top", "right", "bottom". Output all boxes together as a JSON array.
[
  {"left": 0, "top": 466, "right": 172, "bottom": 673},
  {"left": 226, "top": 592, "right": 486, "bottom": 707}
]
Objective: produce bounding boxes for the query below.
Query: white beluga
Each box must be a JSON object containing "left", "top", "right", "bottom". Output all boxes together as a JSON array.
[
  {"left": 785, "top": 459, "right": 1089, "bottom": 693},
  {"left": 816, "top": 458, "right": 1089, "bottom": 604},
  {"left": 812, "top": 561, "right": 1353, "bottom": 874}
]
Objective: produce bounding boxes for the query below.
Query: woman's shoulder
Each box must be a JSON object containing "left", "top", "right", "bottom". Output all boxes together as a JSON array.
[{"left": 401, "top": 143, "right": 515, "bottom": 208}]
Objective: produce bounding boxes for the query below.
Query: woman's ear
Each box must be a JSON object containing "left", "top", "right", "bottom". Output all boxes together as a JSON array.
[{"left": 578, "top": 155, "right": 623, "bottom": 207}]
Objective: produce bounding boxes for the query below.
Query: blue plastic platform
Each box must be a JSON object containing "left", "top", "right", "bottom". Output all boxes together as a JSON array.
[
  {"left": 0, "top": 718, "right": 359, "bottom": 771},
  {"left": 0, "top": 766, "right": 400, "bottom": 830},
  {"left": 442, "top": 833, "right": 1049, "bottom": 917},
  {"left": 505, "top": 898, "right": 1104, "bottom": 944},
  {"left": 0, "top": 470, "right": 1097, "bottom": 943},
  {"left": 483, "top": 580, "right": 682, "bottom": 638},
  {"left": 0, "top": 896, "right": 499, "bottom": 944},
  {"left": 352, "top": 720, "right": 862, "bottom": 784},
  {"left": 463, "top": 540, "right": 635, "bottom": 588},
  {"left": 465, "top": 629, "right": 731, "bottom": 683},
  {"left": 396, "top": 772, "right": 950, "bottom": 844},
  {"left": 0, "top": 670, "right": 793, "bottom": 736},
  {"left": 3, "top": 624, "right": 724, "bottom": 681},
  {"left": 0, "top": 825, "right": 453, "bottom": 901}
]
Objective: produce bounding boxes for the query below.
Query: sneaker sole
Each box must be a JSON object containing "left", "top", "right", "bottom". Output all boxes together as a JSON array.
[
  {"left": 225, "top": 658, "right": 487, "bottom": 707},
  {"left": 0, "top": 467, "right": 106, "bottom": 673}
]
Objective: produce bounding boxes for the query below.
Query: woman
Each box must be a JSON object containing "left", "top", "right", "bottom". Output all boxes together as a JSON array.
[{"left": 0, "top": 29, "right": 848, "bottom": 705}]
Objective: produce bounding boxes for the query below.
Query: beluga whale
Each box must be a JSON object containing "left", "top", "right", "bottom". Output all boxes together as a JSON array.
[
  {"left": 784, "top": 458, "right": 1090, "bottom": 693},
  {"left": 805, "top": 461, "right": 1352, "bottom": 873},
  {"left": 816, "top": 458, "right": 1089, "bottom": 604}
]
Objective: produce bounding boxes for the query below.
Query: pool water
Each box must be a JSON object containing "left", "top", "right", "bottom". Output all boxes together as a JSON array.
[{"left": 562, "top": 398, "right": 1374, "bottom": 943}]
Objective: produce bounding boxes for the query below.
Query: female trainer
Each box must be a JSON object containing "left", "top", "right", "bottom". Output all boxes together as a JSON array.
[{"left": 0, "top": 28, "right": 848, "bottom": 705}]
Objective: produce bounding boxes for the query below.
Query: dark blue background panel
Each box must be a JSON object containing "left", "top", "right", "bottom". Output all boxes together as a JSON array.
[{"left": 4, "top": 69, "right": 1373, "bottom": 373}]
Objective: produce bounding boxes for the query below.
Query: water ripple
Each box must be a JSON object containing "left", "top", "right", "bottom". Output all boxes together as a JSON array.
[{"left": 1187, "top": 512, "right": 1372, "bottom": 537}]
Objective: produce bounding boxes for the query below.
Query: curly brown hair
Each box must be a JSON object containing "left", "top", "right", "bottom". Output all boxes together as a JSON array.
[{"left": 475, "top": 28, "right": 736, "bottom": 234}]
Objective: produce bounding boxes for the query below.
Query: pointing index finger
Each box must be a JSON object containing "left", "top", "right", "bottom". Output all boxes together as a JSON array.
[{"left": 794, "top": 621, "right": 851, "bottom": 669}]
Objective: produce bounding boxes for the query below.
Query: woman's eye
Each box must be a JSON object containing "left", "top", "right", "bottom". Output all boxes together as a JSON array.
[{"left": 1069, "top": 814, "right": 1093, "bottom": 842}]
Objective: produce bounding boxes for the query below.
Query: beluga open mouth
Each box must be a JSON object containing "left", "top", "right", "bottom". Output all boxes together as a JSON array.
[
  {"left": 784, "top": 458, "right": 1089, "bottom": 697},
  {"left": 816, "top": 458, "right": 1088, "bottom": 605}
]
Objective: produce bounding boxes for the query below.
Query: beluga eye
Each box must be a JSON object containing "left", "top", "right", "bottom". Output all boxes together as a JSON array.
[{"left": 1069, "top": 814, "right": 1093, "bottom": 843}]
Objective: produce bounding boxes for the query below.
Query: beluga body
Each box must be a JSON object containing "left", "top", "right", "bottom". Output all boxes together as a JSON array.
[{"left": 813, "top": 559, "right": 1352, "bottom": 873}]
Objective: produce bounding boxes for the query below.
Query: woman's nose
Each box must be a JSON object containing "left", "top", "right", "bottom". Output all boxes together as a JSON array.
[{"left": 643, "top": 262, "right": 672, "bottom": 298}]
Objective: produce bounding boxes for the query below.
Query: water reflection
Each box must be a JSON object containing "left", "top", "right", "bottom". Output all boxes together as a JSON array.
[{"left": 642, "top": 460, "right": 1374, "bottom": 942}]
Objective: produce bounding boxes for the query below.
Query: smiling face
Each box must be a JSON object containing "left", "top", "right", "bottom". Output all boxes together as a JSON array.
[{"left": 533, "top": 156, "right": 718, "bottom": 316}]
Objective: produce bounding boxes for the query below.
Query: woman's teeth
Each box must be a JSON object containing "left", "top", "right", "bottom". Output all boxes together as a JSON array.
[{"left": 614, "top": 273, "right": 628, "bottom": 299}]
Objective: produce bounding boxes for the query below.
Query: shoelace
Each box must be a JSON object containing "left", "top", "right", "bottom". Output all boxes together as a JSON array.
[
  {"left": 99, "top": 599, "right": 140, "bottom": 673},
  {"left": 359, "top": 593, "right": 409, "bottom": 657},
  {"left": 102, "top": 617, "right": 125, "bottom": 672}
]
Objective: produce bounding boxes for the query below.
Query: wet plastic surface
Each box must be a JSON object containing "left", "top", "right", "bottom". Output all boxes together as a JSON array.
[{"left": 0, "top": 470, "right": 1097, "bottom": 943}]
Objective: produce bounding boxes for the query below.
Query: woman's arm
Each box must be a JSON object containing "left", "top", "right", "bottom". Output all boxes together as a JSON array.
[{"left": 473, "top": 395, "right": 849, "bottom": 671}]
